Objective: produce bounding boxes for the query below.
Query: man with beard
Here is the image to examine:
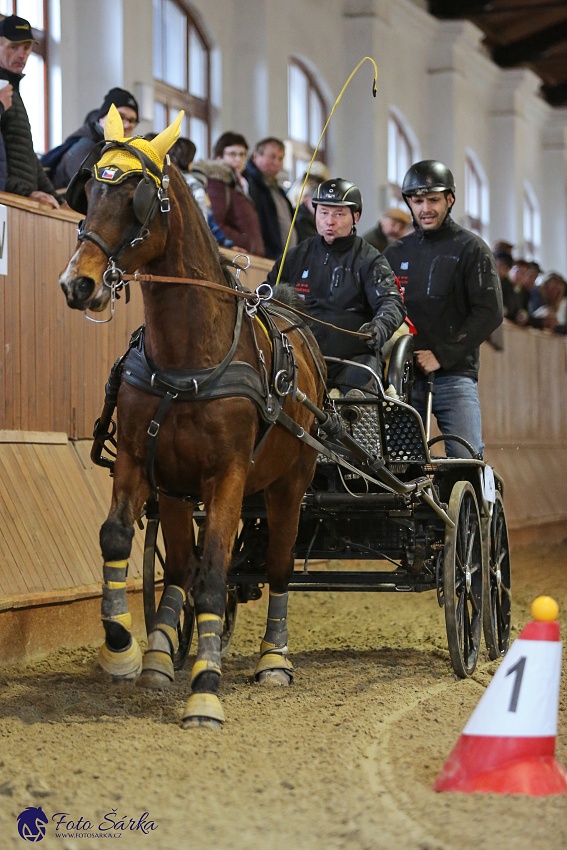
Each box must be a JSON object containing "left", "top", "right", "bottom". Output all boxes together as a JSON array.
[{"left": 383, "top": 160, "right": 502, "bottom": 458}]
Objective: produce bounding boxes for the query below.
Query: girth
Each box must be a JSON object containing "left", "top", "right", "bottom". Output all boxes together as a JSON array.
[{"left": 122, "top": 337, "right": 278, "bottom": 418}]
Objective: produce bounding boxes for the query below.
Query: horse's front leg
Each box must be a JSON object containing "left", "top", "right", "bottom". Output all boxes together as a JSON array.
[
  {"left": 98, "top": 466, "right": 149, "bottom": 680},
  {"left": 182, "top": 475, "right": 245, "bottom": 730}
]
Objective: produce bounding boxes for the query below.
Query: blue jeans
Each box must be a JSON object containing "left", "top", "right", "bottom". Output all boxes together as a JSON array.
[{"left": 411, "top": 375, "right": 483, "bottom": 459}]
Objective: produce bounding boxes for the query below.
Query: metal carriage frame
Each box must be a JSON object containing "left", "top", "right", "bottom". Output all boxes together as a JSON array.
[{"left": 136, "top": 338, "right": 512, "bottom": 681}]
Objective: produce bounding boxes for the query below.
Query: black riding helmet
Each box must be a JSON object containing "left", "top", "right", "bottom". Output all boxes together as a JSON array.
[
  {"left": 402, "top": 160, "right": 455, "bottom": 198},
  {"left": 311, "top": 178, "right": 363, "bottom": 216}
]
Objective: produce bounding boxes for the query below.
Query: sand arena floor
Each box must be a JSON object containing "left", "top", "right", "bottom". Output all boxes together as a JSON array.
[{"left": 0, "top": 541, "right": 566, "bottom": 850}]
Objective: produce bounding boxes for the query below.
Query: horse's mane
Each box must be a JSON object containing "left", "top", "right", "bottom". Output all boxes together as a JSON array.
[
  {"left": 168, "top": 162, "right": 225, "bottom": 264},
  {"left": 167, "top": 166, "right": 308, "bottom": 324}
]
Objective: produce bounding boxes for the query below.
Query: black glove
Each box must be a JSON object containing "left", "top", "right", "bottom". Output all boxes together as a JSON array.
[{"left": 358, "top": 321, "right": 386, "bottom": 352}]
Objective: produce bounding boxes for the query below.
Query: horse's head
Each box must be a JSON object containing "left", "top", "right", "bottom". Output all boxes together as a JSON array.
[{"left": 60, "top": 106, "right": 183, "bottom": 313}]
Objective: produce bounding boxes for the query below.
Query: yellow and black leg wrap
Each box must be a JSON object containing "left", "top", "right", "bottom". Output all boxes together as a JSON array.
[
  {"left": 98, "top": 560, "right": 142, "bottom": 679},
  {"left": 141, "top": 584, "right": 185, "bottom": 683},
  {"left": 182, "top": 613, "right": 225, "bottom": 725},
  {"left": 255, "top": 591, "right": 294, "bottom": 682}
]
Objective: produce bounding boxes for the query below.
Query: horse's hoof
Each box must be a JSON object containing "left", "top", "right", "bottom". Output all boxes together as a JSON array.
[
  {"left": 136, "top": 669, "right": 172, "bottom": 690},
  {"left": 254, "top": 651, "right": 294, "bottom": 685},
  {"left": 181, "top": 716, "right": 223, "bottom": 731},
  {"left": 98, "top": 638, "right": 142, "bottom": 680},
  {"left": 182, "top": 692, "right": 225, "bottom": 729},
  {"left": 256, "top": 668, "right": 293, "bottom": 687},
  {"left": 136, "top": 649, "right": 174, "bottom": 689}
]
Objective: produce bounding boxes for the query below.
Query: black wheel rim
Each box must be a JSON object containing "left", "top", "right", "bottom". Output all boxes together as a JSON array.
[
  {"left": 444, "top": 482, "right": 483, "bottom": 677},
  {"left": 483, "top": 491, "right": 512, "bottom": 659}
]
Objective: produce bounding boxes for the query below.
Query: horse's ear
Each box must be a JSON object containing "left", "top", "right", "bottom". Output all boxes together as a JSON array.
[
  {"left": 151, "top": 111, "right": 185, "bottom": 161},
  {"left": 104, "top": 104, "right": 125, "bottom": 141}
]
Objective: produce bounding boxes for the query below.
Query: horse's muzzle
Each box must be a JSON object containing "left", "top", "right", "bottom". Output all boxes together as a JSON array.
[{"left": 60, "top": 275, "right": 96, "bottom": 310}]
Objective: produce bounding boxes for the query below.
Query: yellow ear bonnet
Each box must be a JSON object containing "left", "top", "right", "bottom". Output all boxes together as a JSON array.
[{"left": 95, "top": 106, "right": 185, "bottom": 185}]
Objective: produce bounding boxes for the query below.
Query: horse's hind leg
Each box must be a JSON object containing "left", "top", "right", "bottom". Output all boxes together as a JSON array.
[
  {"left": 255, "top": 588, "right": 294, "bottom": 687},
  {"left": 98, "top": 472, "right": 149, "bottom": 680},
  {"left": 138, "top": 500, "right": 196, "bottom": 690},
  {"left": 255, "top": 456, "right": 316, "bottom": 686},
  {"left": 181, "top": 474, "right": 247, "bottom": 730}
]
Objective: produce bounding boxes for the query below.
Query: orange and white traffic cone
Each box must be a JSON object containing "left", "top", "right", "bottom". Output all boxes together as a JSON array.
[{"left": 434, "top": 596, "right": 567, "bottom": 795}]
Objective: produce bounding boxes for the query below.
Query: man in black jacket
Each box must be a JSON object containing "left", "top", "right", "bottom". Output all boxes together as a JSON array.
[
  {"left": 383, "top": 160, "right": 503, "bottom": 458},
  {"left": 265, "top": 178, "right": 406, "bottom": 391},
  {"left": 0, "top": 15, "right": 59, "bottom": 207}
]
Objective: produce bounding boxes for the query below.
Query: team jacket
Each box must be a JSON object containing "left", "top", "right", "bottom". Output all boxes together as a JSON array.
[
  {"left": 383, "top": 216, "right": 503, "bottom": 380},
  {"left": 266, "top": 232, "right": 405, "bottom": 360}
]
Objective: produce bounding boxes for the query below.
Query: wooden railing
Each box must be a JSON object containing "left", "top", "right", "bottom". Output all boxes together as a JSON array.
[{"left": 1, "top": 194, "right": 566, "bottom": 537}]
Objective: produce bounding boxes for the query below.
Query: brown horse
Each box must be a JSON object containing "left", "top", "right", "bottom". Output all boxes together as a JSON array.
[{"left": 59, "top": 108, "right": 326, "bottom": 728}]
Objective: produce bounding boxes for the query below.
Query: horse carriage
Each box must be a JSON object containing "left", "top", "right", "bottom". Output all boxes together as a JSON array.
[
  {"left": 138, "top": 337, "right": 512, "bottom": 682},
  {"left": 60, "top": 108, "right": 511, "bottom": 728}
]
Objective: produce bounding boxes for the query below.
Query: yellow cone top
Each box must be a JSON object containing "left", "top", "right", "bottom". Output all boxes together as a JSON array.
[{"left": 530, "top": 596, "right": 559, "bottom": 623}]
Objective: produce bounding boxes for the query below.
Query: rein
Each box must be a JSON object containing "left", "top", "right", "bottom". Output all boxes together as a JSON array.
[{"left": 121, "top": 271, "right": 370, "bottom": 341}]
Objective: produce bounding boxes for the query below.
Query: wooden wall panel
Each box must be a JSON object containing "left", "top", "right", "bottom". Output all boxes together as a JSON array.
[
  {"left": 0, "top": 433, "right": 146, "bottom": 604},
  {"left": 0, "top": 196, "right": 565, "bottom": 611}
]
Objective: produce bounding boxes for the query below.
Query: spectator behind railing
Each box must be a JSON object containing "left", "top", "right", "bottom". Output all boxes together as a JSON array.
[
  {"left": 196, "top": 131, "right": 265, "bottom": 256},
  {"left": 502, "top": 259, "right": 531, "bottom": 326},
  {"left": 0, "top": 15, "right": 59, "bottom": 208},
  {"left": 169, "top": 135, "right": 240, "bottom": 252},
  {"left": 42, "top": 87, "right": 139, "bottom": 192},
  {"left": 362, "top": 206, "right": 411, "bottom": 252},
  {"left": 0, "top": 75, "right": 13, "bottom": 191},
  {"left": 244, "top": 137, "right": 296, "bottom": 259},
  {"left": 529, "top": 272, "right": 567, "bottom": 335},
  {"left": 286, "top": 173, "right": 324, "bottom": 244}
]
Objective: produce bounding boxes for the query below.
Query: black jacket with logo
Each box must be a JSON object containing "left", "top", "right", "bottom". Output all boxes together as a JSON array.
[
  {"left": 266, "top": 232, "right": 405, "bottom": 359},
  {"left": 383, "top": 216, "right": 503, "bottom": 380}
]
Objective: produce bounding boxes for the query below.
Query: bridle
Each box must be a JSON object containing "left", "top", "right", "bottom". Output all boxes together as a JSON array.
[{"left": 66, "top": 139, "right": 172, "bottom": 322}]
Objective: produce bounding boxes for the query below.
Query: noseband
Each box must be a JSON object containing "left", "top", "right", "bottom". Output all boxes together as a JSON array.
[{"left": 67, "top": 139, "right": 171, "bottom": 321}]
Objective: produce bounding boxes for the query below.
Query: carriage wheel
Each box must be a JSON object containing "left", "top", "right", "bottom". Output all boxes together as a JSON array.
[
  {"left": 482, "top": 491, "right": 512, "bottom": 659},
  {"left": 142, "top": 515, "right": 195, "bottom": 671},
  {"left": 442, "top": 480, "right": 483, "bottom": 677}
]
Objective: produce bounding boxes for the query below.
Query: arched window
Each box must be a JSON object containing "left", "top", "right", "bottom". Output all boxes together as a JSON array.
[
  {"left": 0, "top": 1, "right": 51, "bottom": 152},
  {"left": 523, "top": 181, "right": 541, "bottom": 261},
  {"left": 387, "top": 111, "right": 415, "bottom": 205},
  {"left": 464, "top": 152, "right": 488, "bottom": 239},
  {"left": 287, "top": 58, "right": 327, "bottom": 183},
  {"left": 153, "top": 0, "right": 211, "bottom": 158}
]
